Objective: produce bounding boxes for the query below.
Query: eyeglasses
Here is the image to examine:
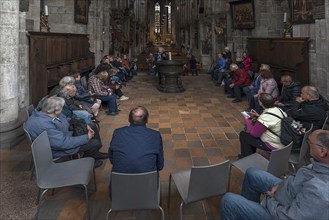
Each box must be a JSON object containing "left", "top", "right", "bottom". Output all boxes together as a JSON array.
[{"left": 306, "top": 138, "right": 324, "bottom": 148}]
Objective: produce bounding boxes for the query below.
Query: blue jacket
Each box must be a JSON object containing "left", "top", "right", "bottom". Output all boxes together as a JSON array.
[
  {"left": 74, "top": 80, "right": 90, "bottom": 99},
  {"left": 217, "top": 57, "right": 227, "bottom": 70},
  {"left": 24, "top": 110, "right": 88, "bottom": 158},
  {"left": 251, "top": 74, "right": 262, "bottom": 93},
  {"left": 108, "top": 124, "right": 164, "bottom": 173}
]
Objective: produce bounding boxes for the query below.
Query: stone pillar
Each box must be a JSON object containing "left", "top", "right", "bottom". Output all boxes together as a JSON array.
[{"left": 0, "top": 0, "right": 23, "bottom": 149}]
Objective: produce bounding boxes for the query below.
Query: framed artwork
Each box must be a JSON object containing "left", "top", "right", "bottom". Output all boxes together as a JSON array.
[
  {"left": 230, "top": 0, "right": 255, "bottom": 29},
  {"left": 75, "top": 0, "right": 89, "bottom": 24},
  {"left": 292, "top": 0, "right": 325, "bottom": 24}
]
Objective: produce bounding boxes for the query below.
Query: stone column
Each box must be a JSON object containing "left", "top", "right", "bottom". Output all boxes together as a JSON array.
[{"left": 0, "top": 0, "right": 22, "bottom": 149}]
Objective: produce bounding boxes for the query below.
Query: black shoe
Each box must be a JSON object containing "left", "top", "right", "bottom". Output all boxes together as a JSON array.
[
  {"left": 227, "top": 95, "right": 235, "bottom": 98},
  {"left": 94, "top": 160, "right": 103, "bottom": 168},
  {"left": 232, "top": 99, "right": 242, "bottom": 103},
  {"left": 238, "top": 154, "right": 243, "bottom": 159},
  {"left": 106, "top": 111, "right": 119, "bottom": 116},
  {"left": 96, "top": 152, "right": 108, "bottom": 160}
]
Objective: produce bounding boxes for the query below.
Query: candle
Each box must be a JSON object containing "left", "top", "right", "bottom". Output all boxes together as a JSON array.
[
  {"left": 45, "top": 5, "right": 48, "bottom": 16},
  {"left": 283, "top": 12, "right": 287, "bottom": 23},
  {"left": 169, "top": 52, "right": 172, "bottom": 60}
]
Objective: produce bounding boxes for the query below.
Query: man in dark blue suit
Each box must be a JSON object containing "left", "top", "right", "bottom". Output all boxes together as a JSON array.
[{"left": 108, "top": 106, "right": 164, "bottom": 173}]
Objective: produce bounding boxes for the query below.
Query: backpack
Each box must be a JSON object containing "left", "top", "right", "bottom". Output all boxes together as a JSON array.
[{"left": 265, "top": 110, "right": 310, "bottom": 150}]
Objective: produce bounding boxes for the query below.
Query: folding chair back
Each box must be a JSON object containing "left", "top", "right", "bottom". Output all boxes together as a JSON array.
[
  {"left": 187, "top": 160, "right": 230, "bottom": 204},
  {"left": 289, "top": 124, "right": 313, "bottom": 171},
  {"left": 110, "top": 171, "right": 159, "bottom": 211},
  {"left": 267, "top": 141, "right": 293, "bottom": 176},
  {"left": 31, "top": 131, "right": 54, "bottom": 186}
]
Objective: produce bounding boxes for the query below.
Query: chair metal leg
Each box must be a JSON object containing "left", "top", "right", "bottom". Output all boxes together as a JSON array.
[
  {"left": 179, "top": 201, "right": 184, "bottom": 220},
  {"left": 106, "top": 209, "right": 112, "bottom": 220},
  {"left": 227, "top": 164, "right": 233, "bottom": 192},
  {"left": 29, "top": 157, "right": 34, "bottom": 170},
  {"left": 83, "top": 185, "right": 90, "bottom": 220},
  {"left": 30, "top": 166, "right": 35, "bottom": 181},
  {"left": 35, "top": 189, "right": 49, "bottom": 219},
  {"left": 290, "top": 162, "right": 296, "bottom": 173},
  {"left": 159, "top": 206, "right": 165, "bottom": 220},
  {"left": 167, "top": 174, "right": 172, "bottom": 209},
  {"left": 35, "top": 188, "right": 42, "bottom": 205},
  {"left": 93, "top": 168, "right": 97, "bottom": 192}
]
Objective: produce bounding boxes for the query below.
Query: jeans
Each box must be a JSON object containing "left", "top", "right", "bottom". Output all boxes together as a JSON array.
[
  {"left": 243, "top": 87, "right": 256, "bottom": 110},
  {"left": 221, "top": 168, "right": 283, "bottom": 220},
  {"left": 98, "top": 94, "right": 118, "bottom": 113},
  {"left": 73, "top": 110, "right": 91, "bottom": 124}
]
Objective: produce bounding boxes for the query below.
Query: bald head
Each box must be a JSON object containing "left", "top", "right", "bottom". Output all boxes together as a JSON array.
[
  {"left": 129, "top": 106, "right": 149, "bottom": 125},
  {"left": 302, "top": 86, "right": 320, "bottom": 100}
]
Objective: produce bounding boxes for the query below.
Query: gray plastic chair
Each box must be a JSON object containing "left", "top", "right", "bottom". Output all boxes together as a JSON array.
[
  {"left": 106, "top": 171, "right": 164, "bottom": 220},
  {"left": 228, "top": 142, "right": 293, "bottom": 191},
  {"left": 167, "top": 160, "right": 230, "bottom": 220},
  {"left": 31, "top": 131, "right": 96, "bottom": 220},
  {"left": 289, "top": 124, "right": 313, "bottom": 172}
]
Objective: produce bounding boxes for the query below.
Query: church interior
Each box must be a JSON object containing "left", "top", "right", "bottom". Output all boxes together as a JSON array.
[{"left": 1, "top": 0, "right": 329, "bottom": 219}]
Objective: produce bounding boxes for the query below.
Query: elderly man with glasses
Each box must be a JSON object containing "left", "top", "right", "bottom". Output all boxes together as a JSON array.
[{"left": 221, "top": 129, "right": 329, "bottom": 220}]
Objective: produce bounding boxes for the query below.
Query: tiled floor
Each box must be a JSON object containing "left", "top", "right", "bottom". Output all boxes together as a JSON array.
[{"left": 1, "top": 72, "right": 250, "bottom": 220}]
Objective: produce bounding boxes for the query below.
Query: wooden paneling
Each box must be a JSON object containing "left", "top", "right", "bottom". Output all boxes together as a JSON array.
[
  {"left": 247, "top": 37, "right": 309, "bottom": 86},
  {"left": 29, "top": 32, "right": 95, "bottom": 106}
]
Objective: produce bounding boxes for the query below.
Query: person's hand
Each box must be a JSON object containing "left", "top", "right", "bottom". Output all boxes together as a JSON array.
[
  {"left": 249, "top": 85, "right": 254, "bottom": 90},
  {"left": 229, "top": 83, "right": 234, "bottom": 88},
  {"left": 78, "top": 104, "right": 83, "bottom": 109},
  {"left": 267, "top": 184, "right": 282, "bottom": 197},
  {"left": 87, "top": 130, "right": 94, "bottom": 139},
  {"left": 296, "top": 96, "right": 305, "bottom": 103}
]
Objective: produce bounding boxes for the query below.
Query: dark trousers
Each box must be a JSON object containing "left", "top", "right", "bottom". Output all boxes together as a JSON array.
[
  {"left": 239, "top": 131, "right": 271, "bottom": 157},
  {"left": 228, "top": 84, "right": 246, "bottom": 100},
  {"left": 79, "top": 122, "right": 102, "bottom": 158}
]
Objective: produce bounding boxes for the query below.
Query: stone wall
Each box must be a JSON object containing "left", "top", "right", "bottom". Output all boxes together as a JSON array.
[
  {"left": 229, "top": 0, "right": 289, "bottom": 58},
  {"left": 293, "top": 1, "right": 329, "bottom": 100}
]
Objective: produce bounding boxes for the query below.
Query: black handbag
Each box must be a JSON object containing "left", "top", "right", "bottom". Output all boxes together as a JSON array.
[
  {"left": 69, "top": 118, "right": 88, "bottom": 136},
  {"left": 79, "top": 95, "right": 96, "bottom": 104}
]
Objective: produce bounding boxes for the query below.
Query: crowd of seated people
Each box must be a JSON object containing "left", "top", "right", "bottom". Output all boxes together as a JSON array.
[{"left": 24, "top": 53, "right": 138, "bottom": 168}]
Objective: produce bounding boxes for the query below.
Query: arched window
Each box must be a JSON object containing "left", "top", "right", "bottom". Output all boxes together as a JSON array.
[
  {"left": 155, "top": 2, "right": 160, "bottom": 33},
  {"left": 167, "top": 2, "right": 171, "bottom": 33}
]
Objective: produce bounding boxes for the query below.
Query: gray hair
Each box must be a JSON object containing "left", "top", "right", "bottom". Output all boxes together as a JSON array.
[
  {"left": 60, "top": 84, "right": 76, "bottom": 98},
  {"left": 42, "top": 96, "right": 65, "bottom": 114},
  {"left": 260, "top": 64, "right": 271, "bottom": 71},
  {"left": 230, "top": 63, "right": 239, "bottom": 70},
  {"left": 59, "top": 76, "right": 75, "bottom": 88},
  {"left": 304, "top": 86, "right": 320, "bottom": 99}
]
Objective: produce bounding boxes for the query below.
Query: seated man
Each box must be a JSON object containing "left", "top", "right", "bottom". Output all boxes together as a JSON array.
[
  {"left": 24, "top": 96, "right": 107, "bottom": 168},
  {"left": 73, "top": 73, "right": 102, "bottom": 116},
  {"left": 88, "top": 71, "right": 119, "bottom": 116},
  {"left": 57, "top": 84, "right": 92, "bottom": 124},
  {"left": 108, "top": 106, "right": 164, "bottom": 173},
  {"left": 243, "top": 72, "right": 262, "bottom": 111},
  {"left": 227, "top": 64, "right": 251, "bottom": 103},
  {"left": 221, "top": 129, "right": 329, "bottom": 220},
  {"left": 275, "top": 73, "right": 301, "bottom": 111},
  {"left": 211, "top": 53, "right": 227, "bottom": 81},
  {"left": 288, "top": 85, "right": 329, "bottom": 130}
]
